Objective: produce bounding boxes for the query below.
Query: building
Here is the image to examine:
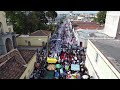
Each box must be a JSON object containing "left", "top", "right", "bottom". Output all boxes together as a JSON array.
[
  {"left": 104, "top": 11, "right": 120, "bottom": 39},
  {"left": 0, "top": 11, "right": 38, "bottom": 79},
  {"left": 75, "top": 30, "right": 112, "bottom": 47},
  {"left": 0, "top": 11, "right": 17, "bottom": 55},
  {"left": 85, "top": 39, "right": 120, "bottom": 79},
  {"left": 69, "top": 21, "right": 106, "bottom": 47},
  {"left": 0, "top": 49, "right": 36, "bottom": 79},
  {"left": 85, "top": 11, "right": 120, "bottom": 79},
  {"left": 16, "top": 30, "right": 51, "bottom": 51}
]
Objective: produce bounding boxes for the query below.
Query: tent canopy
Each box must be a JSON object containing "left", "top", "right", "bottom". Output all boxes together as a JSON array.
[{"left": 47, "top": 57, "right": 57, "bottom": 63}]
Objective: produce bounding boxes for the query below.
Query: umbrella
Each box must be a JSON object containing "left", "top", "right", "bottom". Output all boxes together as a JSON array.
[
  {"left": 55, "top": 64, "right": 61, "bottom": 68},
  {"left": 82, "top": 75, "right": 89, "bottom": 79},
  {"left": 47, "top": 64, "right": 56, "bottom": 70}
]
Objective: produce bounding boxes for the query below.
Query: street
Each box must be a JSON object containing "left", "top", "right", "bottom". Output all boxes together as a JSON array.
[{"left": 30, "top": 19, "right": 90, "bottom": 79}]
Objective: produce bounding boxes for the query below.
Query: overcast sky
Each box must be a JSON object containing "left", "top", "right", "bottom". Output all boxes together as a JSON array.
[{"left": 57, "top": 11, "right": 98, "bottom": 14}]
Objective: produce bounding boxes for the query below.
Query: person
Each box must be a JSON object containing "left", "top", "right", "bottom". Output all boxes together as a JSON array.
[
  {"left": 60, "top": 68, "right": 64, "bottom": 79},
  {"left": 54, "top": 70, "right": 59, "bottom": 79}
]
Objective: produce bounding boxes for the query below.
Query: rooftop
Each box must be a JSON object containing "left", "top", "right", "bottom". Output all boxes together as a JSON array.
[
  {"left": 77, "top": 30, "right": 112, "bottom": 39},
  {"left": 30, "top": 30, "right": 51, "bottom": 36},
  {"left": 19, "top": 50, "right": 36, "bottom": 63},
  {"left": 71, "top": 21, "right": 104, "bottom": 30},
  {"left": 0, "top": 49, "right": 27, "bottom": 79},
  {"left": 90, "top": 39, "right": 120, "bottom": 73},
  {"left": 0, "top": 57, "right": 26, "bottom": 79}
]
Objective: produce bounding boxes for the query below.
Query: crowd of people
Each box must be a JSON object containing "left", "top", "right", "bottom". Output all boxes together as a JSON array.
[
  {"left": 47, "top": 21, "right": 90, "bottom": 79},
  {"left": 29, "top": 46, "right": 47, "bottom": 79},
  {"left": 30, "top": 20, "right": 90, "bottom": 79}
]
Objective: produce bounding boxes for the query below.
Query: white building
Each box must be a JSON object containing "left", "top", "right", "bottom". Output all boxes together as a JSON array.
[
  {"left": 75, "top": 30, "right": 113, "bottom": 47},
  {"left": 104, "top": 11, "right": 120, "bottom": 39},
  {"left": 85, "top": 11, "right": 120, "bottom": 79},
  {"left": 85, "top": 39, "right": 120, "bottom": 79}
]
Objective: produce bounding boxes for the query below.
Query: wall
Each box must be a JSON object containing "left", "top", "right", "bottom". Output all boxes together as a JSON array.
[
  {"left": 16, "top": 36, "right": 48, "bottom": 46},
  {"left": 0, "top": 33, "right": 14, "bottom": 54},
  {"left": 85, "top": 40, "right": 120, "bottom": 79},
  {"left": 20, "top": 53, "right": 36, "bottom": 79},
  {"left": 104, "top": 11, "right": 120, "bottom": 38},
  {"left": 7, "top": 25, "right": 14, "bottom": 32},
  {"left": 0, "top": 11, "right": 9, "bottom": 33},
  {"left": 85, "top": 56, "right": 99, "bottom": 79}
]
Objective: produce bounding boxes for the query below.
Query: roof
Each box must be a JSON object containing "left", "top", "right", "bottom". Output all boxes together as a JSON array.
[
  {"left": 71, "top": 21, "right": 104, "bottom": 30},
  {"left": 77, "top": 30, "right": 111, "bottom": 39},
  {"left": 19, "top": 50, "right": 36, "bottom": 63},
  {"left": 0, "top": 57, "right": 26, "bottom": 79},
  {"left": 30, "top": 30, "right": 51, "bottom": 36},
  {"left": 90, "top": 39, "right": 120, "bottom": 73},
  {"left": 0, "top": 49, "right": 27, "bottom": 79}
]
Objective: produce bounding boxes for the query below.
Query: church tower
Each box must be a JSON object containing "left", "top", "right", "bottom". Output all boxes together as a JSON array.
[{"left": 0, "top": 11, "right": 17, "bottom": 56}]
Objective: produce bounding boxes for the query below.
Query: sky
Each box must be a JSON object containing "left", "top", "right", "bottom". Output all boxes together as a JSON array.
[{"left": 57, "top": 11, "right": 98, "bottom": 14}]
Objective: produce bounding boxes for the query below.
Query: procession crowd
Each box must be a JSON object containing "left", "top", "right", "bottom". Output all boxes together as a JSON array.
[
  {"left": 46, "top": 21, "right": 90, "bottom": 79},
  {"left": 30, "top": 20, "right": 90, "bottom": 79}
]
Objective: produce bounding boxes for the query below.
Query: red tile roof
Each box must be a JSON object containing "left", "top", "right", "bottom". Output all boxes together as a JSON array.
[
  {"left": 0, "top": 46, "right": 37, "bottom": 79},
  {"left": 0, "top": 57, "right": 26, "bottom": 79},
  {"left": 0, "top": 49, "right": 27, "bottom": 79},
  {"left": 71, "top": 21, "right": 104, "bottom": 30},
  {"left": 19, "top": 50, "right": 36, "bottom": 63},
  {"left": 30, "top": 30, "right": 51, "bottom": 36}
]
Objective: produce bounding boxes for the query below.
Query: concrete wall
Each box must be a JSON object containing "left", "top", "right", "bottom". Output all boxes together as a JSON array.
[
  {"left": 104, "top": 11, "right": 120, "bottom": 38},
  {"left": 16, "top": 36, "right": 48, "bottom": 46},
  {"left": 7, "top": 25, "right": 14, "bottom": 32},
  {"left": 0, "top": 11, "right": 9, "bottom": 33},
  {"left": 85, "top": 40, "right": 120, "bottom": 79},
  {"left": 85, "top": 55, "right": 99, "bottom": 79},
  {"left": 20, "top": 53, "right": 36, "bottom": 79},
  {"left": 0, "top": 34, "right": 14, "bottom": 54}
]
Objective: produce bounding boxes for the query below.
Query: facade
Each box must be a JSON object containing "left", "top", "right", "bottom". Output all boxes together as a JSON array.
[
  {"left": 69, "top": 20, "right": 106, "bottom": 47},
  {"left": 0, "top": 11, "right": 16, "bottom": 55},
  {"left": 16, "top": 30, "right": 51, "bottom": 48},
  {"left": 17, "top": 36, "right": 48, "bottom": 47},
  {"left": 104, "top": 11, "right": 120, "bottom": 39},
  {"left": 85, "top": 39, "right": 120, "bottom": 79}
]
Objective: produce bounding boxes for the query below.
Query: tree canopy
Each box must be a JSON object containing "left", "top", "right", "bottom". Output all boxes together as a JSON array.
[
  {"left": 94, "top": 11, "right": 107, "bottom": 25},
  {"left": 5, "top": 11, "right": 58, "bottom": 34}
]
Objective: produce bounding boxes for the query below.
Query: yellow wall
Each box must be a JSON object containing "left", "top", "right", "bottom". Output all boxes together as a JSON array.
[
  {"left": 20, "top": 53, "right": 36, "bottom": 79},
  {"left": 16, "top": 36, "right": 48, "bottom": 46}
]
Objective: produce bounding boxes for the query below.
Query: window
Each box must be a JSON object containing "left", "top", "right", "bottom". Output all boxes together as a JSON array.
[{"left": 95, "top": 53, "right": 98, "bottom": 62}]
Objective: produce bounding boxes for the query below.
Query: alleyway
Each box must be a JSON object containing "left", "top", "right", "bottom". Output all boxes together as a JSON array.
[{"left": 30, "top": 20, "right": 90, "bottom": 79}]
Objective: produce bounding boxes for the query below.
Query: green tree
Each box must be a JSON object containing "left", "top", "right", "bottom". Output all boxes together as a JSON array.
[
  {"left": 5, "top": 11, "right": 49, "bottom": 34},
  {"left": 45, "top": 11, "right": 57, "bottom": 31},
  {"left": 94, "top": 11, "right": 107, "bottom": 25}
]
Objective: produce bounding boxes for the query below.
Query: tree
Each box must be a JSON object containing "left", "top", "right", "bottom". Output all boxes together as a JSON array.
[
  {"left": 94, "top": 11, "right": 107, "bottom": 25},
  {"left": 45, "top": 11, "right": 57, "bottom": 22},
  {"left": 5, "top": 11, "right": 49, "bottom": 34},
  {"left": 45, "top": 11, "right": 58, "bottom": 31}
]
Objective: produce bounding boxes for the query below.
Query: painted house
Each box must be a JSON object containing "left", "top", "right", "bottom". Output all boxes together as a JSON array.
[{"left": 16, "top": 30, "right": 51, "bottom": 49}]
